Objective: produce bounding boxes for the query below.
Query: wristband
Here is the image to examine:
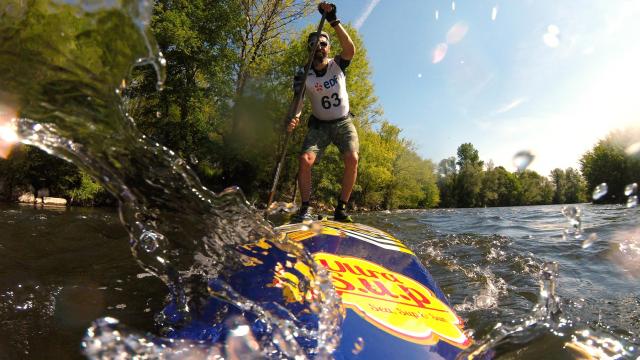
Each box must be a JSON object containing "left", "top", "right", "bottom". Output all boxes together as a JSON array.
[{"left": 330, "top": 19, "right": 341, "bottom": 27}]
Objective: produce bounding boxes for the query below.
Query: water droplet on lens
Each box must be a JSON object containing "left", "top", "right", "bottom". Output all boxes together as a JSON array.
[
  {"left": 624, "top": 183, "right": 638, "bottom": 196},
  {"left": 139, "top": 230, "right": 164, "bottom": 253},
  {"left": 582, "top": 233, "right": 597, "bottom": 249},
  {"left": 513, "top": 150, "right": 535, "bottom": 172},
  {"left": 627, "top": 195, "right": 638, "bottom": 208},
  {"left": 352, "top": 337, "right": 365, "bottom": 355},
  {"left": 592, "top": 183, "right": 608, "bottom": 200}
]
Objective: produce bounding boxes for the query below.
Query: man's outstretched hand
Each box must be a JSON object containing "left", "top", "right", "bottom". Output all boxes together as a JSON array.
[{"left": 318, "top": 2, "right": 337, "bottom": 22}]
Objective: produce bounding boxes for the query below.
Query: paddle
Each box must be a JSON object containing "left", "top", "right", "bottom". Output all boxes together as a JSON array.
[{"left": 266, "top": 12, "right": 327, "bottom": 209}]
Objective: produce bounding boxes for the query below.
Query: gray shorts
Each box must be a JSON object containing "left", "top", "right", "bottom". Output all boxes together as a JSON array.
[{"left": 301, "top": 115, "right": 359, "bottom": 162}]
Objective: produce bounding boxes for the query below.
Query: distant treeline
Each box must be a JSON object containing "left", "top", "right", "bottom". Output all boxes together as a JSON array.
[
  {"left": 436, "top": 143, "right": 587, "bottom": 208},
  {"left": 0, "top": 0, "right": 637, "bottom": 208}
]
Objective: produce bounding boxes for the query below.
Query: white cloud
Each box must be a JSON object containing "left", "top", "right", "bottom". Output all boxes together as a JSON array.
[
  {"left": 495, "top": 97, "right": 528, "bottom": 114},
  {"left": 354, "top": 0, "right": 381, "bottom": 30}
]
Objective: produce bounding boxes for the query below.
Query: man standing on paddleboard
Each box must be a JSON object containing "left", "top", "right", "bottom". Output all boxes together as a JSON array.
[{"left": 287, "top": 2, "right": 358, "bottom": 223}]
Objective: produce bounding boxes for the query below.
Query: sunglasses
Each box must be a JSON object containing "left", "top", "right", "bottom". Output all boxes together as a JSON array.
[{"left": 309, "top": 41, "right": 329, "bottom": 49}]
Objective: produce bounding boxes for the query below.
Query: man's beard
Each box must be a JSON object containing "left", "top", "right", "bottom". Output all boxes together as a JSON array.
[{"left": 314, "top": 50, "right": 327, "bottom": 62}]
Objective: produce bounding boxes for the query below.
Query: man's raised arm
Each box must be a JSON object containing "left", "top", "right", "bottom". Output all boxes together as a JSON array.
[{"left": 319, "top": 2, "right": 356, "bottom": 60}]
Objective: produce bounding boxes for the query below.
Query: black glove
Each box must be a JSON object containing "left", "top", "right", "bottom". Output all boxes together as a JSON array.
[
  {"left": 293, "top": 69, "right": 304, "bottom": 93},
  {"left": 318, "top": 3, "right": 337, "bottom": 22}
]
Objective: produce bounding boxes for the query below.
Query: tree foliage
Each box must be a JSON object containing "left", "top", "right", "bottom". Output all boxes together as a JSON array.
[
  {"left": 580, "top": 127, "right": 640, "bottom": 204},
  {"left": 5, "top": 0, "right": 621, "bottom": 210},
  {"left": 1, "top": 0, "right": 440, "bottom": 211},
  {"left": 436, "top": 143, "right": 588, "bottom": 208}
]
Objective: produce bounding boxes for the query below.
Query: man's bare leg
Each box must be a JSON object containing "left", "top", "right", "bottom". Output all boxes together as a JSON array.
[
  {"left": 340, "top": 151, "right": 359, "bottom": 202},
  {"left": 299, "top": 152, "right": 316, "bottom": 203}
]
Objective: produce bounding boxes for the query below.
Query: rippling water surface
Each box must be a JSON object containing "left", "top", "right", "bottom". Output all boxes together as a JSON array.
[
  {"left": 1, "top": 203, "right": 638, "bottom": 358},
  {"left": 360, "top": 205, "right": 640, "bottom": 358}
]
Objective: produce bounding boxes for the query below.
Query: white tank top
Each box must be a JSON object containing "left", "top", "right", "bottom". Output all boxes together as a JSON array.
[{"left": 305, "top": 58, "right": 350, "bottom": 121}]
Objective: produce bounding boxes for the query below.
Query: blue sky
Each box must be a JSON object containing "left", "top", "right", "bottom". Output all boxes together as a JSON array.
[{"left": 300, "top": 0, "right": 640, "bottom": 175}]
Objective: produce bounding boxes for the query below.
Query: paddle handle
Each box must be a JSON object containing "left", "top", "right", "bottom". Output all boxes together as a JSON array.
[{"left": 267, "top": 13, "right": 327, "bottom": 208}]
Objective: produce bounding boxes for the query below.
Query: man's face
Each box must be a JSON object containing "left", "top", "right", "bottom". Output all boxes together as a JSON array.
[{"left": 310, "top": 35, "right": 330, "bottom": 61}]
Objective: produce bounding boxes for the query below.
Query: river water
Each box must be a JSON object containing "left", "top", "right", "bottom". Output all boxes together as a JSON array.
[{"left": 0, "top": 203, "right": 638, "bottom": 358}]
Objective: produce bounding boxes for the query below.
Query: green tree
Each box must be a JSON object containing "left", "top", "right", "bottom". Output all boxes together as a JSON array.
[
  {"left": 581, "top": 128, "right": 640, "bottom": 204},
  {"left": 564, "top": 167, "right": 587, "bottom": 203},
  {"left": 550, "top": 168, "right": 567, "bottom": 204},
  {"left": 454, "top": 143, "right": 483, "bottom": 207},
  {"left": 517, "top": 170, "right": 553, "bottom": 205},
  {"left": 437, "top": 157, "right": 457, "bottom": 207},
  {"left": 456, "top": 142, "right": 483, "bottom": 168}
]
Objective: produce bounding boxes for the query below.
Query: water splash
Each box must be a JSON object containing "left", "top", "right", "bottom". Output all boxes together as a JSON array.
[
  {"left": 138, "top": 230, "right": 164, "bottom": 253},
  {"left": 561, "top": 205, "right": 582, "bottom": 238},
  {"left": 627, "top": 195, "right": 638, "bottom": 208},
  {"left": 1, "top": 0, "right": 341, "bottom": 357},
  {"left": 535, "top": 262, "right": 561, "bottom": 319},
  {"left": 266, "top": 201, "right": 298, "bottom": 215},
  {"left": 592, "top": 183, "right": 608, "bottom": 200}
]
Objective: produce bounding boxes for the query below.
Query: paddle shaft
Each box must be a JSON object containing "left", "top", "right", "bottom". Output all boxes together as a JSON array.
[{"left": 267, "top": 13, "right": 327, "bottom": 207}]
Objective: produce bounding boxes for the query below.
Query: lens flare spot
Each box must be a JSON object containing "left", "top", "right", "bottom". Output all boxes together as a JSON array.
[
  {"left": 0, "top": 110, "right": 19, "bottom": 159},
  {"left": 446, "top": 22, "right": 469, "bottom": 44},
  {"left": 432, "top": 43, "right": 448, "bottom": 64},
  {"left": 626, "top": 142, "right": 640, "bottom": 155}
]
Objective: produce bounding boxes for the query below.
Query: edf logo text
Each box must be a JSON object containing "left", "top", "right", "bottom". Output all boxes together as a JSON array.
[{"left": 323, "top": 75, "right": 338, "bottom": 89}]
